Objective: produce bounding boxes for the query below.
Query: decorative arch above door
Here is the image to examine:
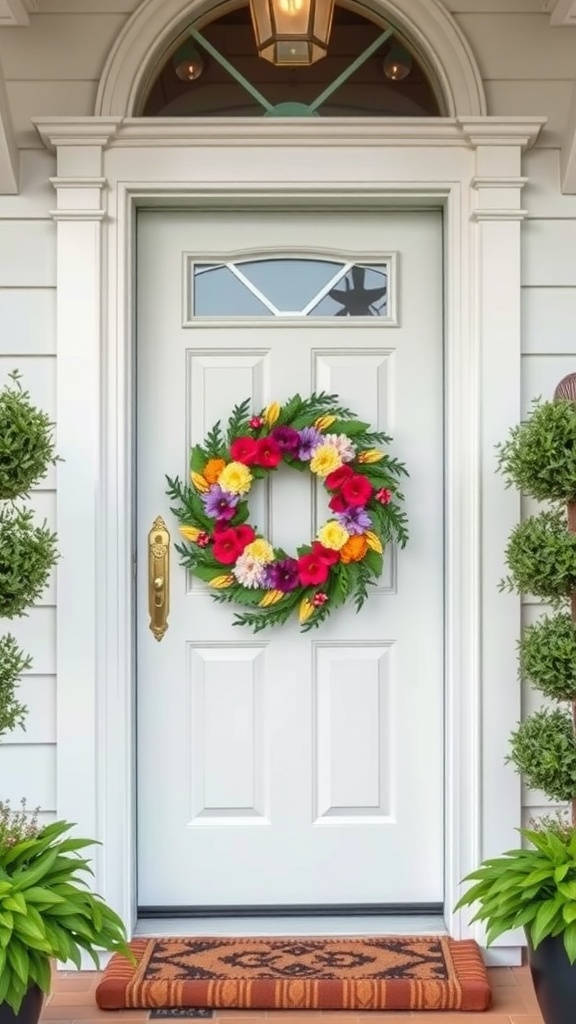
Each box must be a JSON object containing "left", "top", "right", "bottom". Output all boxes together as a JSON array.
[{"left": 95, "top": 0, "right": 487, "bottom": 118}]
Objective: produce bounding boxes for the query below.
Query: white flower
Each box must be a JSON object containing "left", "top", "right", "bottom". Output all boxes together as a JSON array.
[
  {"left": 233, "top": 553, "right": 267, "bottom": 589},
  {"left": 323, "top": 433, "right": 356, "bottom": 463}
]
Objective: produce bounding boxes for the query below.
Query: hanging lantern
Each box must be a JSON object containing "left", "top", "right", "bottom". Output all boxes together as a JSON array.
[{"left": 249, "top": 0, "right": 335, "bottom": 66}]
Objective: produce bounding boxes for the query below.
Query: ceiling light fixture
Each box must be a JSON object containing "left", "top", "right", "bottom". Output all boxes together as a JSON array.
[
  {"left": 173, "top": 42, "right": 205, "bottom": 81},
  {"left": 383, "top": 45, "right": 412, "bottom": 81},
  {"left": 248, "top": 0, "right": 335, "bottom": 66}
]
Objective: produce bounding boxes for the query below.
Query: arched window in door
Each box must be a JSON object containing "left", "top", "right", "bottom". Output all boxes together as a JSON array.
[{"left": 140, "top": 3, "right": 442, "bottom": 118}]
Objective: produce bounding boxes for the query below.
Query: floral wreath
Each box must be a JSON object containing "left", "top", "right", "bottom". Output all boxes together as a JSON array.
[{"left": 167, "top": 393, "right": 408, "bottom": 632}]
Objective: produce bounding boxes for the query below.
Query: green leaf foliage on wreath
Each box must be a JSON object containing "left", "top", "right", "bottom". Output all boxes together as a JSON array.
[{"left": 167, "top": 392, "right": 409, "bottom": 632}]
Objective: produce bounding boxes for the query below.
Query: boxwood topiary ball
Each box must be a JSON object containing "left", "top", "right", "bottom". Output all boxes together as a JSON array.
[
  {"left": 502, "top": 508, "right": 576, "bottom": 604},
  {"left": 0, "top": 506, "right": 57, "bottom": 618},
  {"left": 520, "top": 611, "right": 576, "bottom": 701},
  {"left": 507, "top": 708, "right": 576, "bottom": 803},
  {"left": 497, "top": 399, "right": 576, "bottom": 503},
  {"left": 0, "top": 373, "right": 57, "bottom": 500}
]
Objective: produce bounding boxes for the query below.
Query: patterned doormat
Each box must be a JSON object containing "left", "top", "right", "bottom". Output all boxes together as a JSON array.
[{"left": 95, "top": 936, "right": 491, "bottom": 1012}]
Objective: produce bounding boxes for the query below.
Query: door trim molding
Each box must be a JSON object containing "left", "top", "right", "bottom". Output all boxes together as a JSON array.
[{"left": 33, "top": 115, "right": 544, "bottom": 965}]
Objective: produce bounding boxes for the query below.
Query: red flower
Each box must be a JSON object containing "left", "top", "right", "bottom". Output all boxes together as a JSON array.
[
  {"left": 313, "top": 592, "right": 329, "bottom": 608},
  {"left": 325, "top": 464, "right": 354, "bottom": 491},
  {"left": 235, "top": 525, "right": 256, "bottom": 550},
  {"left": 311, "top": 541, "right": 339, "bottom": 566},
  {"left": 376, "top": 488, "right": 393, "bottom": 504},
  {"left": 328, "top": 493, "right": 348, "bottom": 513},
  {"left": 249, "top": 416, "right": 264, "bottom": 430},
  {"left": 341, "top": 474, "right": 373, "bottom": 507},
  {"left": 298, "top": 553, "right": 330, "bottom": 586},
  {"left": 197, "top": 531, "right": 210, "bottom": 547},
  {"left": 255, "top": 437, "right": 282, "bottom": 468},
  {"left": 212, "top": 529, "right": 244, "bottom": 564},
  {"left": 212, "top": 525, "right": 255, "bottom": 563},
  {"left": 230, "top": 436, "right": 258, "bottom": 465}
]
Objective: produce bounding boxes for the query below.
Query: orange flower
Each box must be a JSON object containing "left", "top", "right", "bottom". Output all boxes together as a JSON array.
[
  {"left": 340, "top": 534, "right": 368, "bottom": 564},
  {"left": 203, "top": 458, "right": 226, "bottom": 485}
]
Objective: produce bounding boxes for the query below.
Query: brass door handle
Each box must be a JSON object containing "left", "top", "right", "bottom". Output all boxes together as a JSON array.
[{"left": 148, "top": 516, "right": 170, "bottom": 641}]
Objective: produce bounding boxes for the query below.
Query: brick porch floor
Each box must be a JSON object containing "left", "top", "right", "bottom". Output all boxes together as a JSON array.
[{"left": 42, "top": 967, "right": 543, "bottom": 1024}]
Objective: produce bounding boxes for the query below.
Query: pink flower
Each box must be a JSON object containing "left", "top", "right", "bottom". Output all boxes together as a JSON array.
[
  {"left": 230, "top": 436, "right": 258, "bottom": 465},
  {"left": 376, "top": 488, "right": 393, "bottom": 504},
  {"left": 249, "top": 416, "right": 264, "bottom": 430},
  {"left": 313, "top": 592, "right": 329, "bottom": 608},
  {"left": 255, "top": 437, "right": 282, "bottom": 468},
  {"left": 197, "top": 532, "right": 210, "bottom": 547},
  {"left": 311, "top": 541, "right": 339, "bottom": 566},
  {"left": 298, "top": 553, "right": 330, "bottom": 587},
  {"left": 341, "top": 474, "right": 373, "bottom": 508},
  {"left": 325, "top": 464, "right": 354, "bottom": 491}
]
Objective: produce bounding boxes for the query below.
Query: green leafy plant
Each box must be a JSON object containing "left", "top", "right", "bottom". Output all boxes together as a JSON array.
[
  {"left": 501, "top": 508, "right": 576, "bottom": 605},
  {"left": 497, "top": 398, "right": 576, "bottom": 503},
  {"left": 0, "top": 637, "right": 29, "bottom": 739},
  {"left": 456, "top": 827, "right": 576, "bottom": 961},
  {"left": 0, "top": 807, "right": 132, "bottom": 1012},
  {"left": 519, "top": 612, "right": 576, "bottom": 701},
  {"left": 0, "top": 505, "right": 57, "bottom": 619},
  {"left": 507, "top": 709, "right": 576, "bottom": 802},
  {"left": 0, "top": 373, "right": 57, "bottom": 501}
]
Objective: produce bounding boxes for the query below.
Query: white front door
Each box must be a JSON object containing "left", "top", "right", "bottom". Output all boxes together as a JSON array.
[{"left": 136, "top": 209, "right": 444, "bottom": 910}]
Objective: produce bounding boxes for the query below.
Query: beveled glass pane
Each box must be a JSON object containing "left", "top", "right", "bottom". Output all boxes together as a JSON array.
[
  {"left": 309, "top": 265, "right": 388, "bottom": 317},
  {"left": 193, "top": 265, "right": 272, "bottom": 316},
  {"left": 238, "top": 258, "right": 341, "bottom": 311}
]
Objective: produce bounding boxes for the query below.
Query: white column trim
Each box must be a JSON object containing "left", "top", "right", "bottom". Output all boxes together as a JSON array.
[
  {"left": 35, "top": 115, "right": 543, "bottom": 962},
  {"left": 0, "top": 52, "right": 17, "bottom": 193}
]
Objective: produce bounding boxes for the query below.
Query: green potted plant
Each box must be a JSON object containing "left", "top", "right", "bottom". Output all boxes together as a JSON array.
[
  {"left": 456, "top": 392, "right": 576, "bottom": 1024},
  {"left": 0, "top": 373, "right": 132, "bottom": 1023},
  {"left": 0, "top": 802, "right": 131, "bottom": 1023}
]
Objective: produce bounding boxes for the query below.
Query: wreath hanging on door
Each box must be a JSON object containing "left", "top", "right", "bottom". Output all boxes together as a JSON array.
[{"left": 167, "top": 393, "right": 408, "bottom": 632}]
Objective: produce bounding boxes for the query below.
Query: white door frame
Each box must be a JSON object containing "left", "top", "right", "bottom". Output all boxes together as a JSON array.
[{"left": 33, "top": 114, "right": 543, "bottom": 964}]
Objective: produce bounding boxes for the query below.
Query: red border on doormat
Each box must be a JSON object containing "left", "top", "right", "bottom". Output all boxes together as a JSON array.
[{"left": 95, "top": 936, "right": 491, "bottom": 1012}]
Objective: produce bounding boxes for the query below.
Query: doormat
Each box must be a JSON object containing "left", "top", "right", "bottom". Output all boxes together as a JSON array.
[{"left": 95, "top": 936, "right": 491, "bottom": 1012}]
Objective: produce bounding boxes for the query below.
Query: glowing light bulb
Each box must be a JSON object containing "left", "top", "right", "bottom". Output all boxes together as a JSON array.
[{"left": 278, "top": 0, "right": 303, "bottom": 15}]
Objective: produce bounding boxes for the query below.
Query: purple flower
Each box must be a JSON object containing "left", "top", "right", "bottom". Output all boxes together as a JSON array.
[
  {"left": 202, "top": 484, "right": 239, "bottom": 521},
  {"left": 336, "top": 507, "right": 372, "bottom": 535},
  {"left": 265, "top": 558, "right": 300, "bottom": 592},
  {"left": 297, "top": 427, "right": 323, "bottom": 461},
  {"left": 270, "top": 426, "right": 301, "bottom": 454}
]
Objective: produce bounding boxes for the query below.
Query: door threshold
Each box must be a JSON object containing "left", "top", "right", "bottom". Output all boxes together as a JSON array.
[{"left": 135, "top": 914, "right": 448, "bottom": 937}]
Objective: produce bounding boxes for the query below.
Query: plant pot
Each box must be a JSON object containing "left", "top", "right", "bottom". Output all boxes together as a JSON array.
[
  {"left": 527, "top": 932, "right": 576, "bottom": 1024},
  {"left": 0, "top": 986, "right": 43, "bottom": 1024}
]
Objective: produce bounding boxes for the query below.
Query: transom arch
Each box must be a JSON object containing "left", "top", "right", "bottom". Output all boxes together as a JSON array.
[{"left": 95, "top": 0, "right": 486, "bottom": 118}]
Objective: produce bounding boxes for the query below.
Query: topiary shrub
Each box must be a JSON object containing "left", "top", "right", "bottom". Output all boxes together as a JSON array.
[
  {"left": 507, "top": 708, "right": 576, "bottom": 803},
  {"left": 497, "top": 397, "right": 576, "bottom": 502},
  {"left": 0, "top": 373, "right": 57, "bottom": 500},
  {"left": 0, "top": 372, "right": 58, "bottom": 745},
  {"left": 502, "top": 508, "right": 576, "bottom": 604},
  {"left": 519, "top": 612, "right": 576, "bottom": 701}
]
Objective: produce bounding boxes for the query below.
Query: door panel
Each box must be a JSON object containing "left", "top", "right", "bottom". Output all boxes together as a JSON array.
[{"left": 136, "top": 210, "right": 444, "bottom": 908}]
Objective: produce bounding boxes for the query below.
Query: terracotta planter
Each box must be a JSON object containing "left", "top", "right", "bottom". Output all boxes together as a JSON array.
[
  {"left": 0, "top": 986, "right": 43, "bottom": 1024},
  {"left": 527, "top": 933, "right": 576, "bottom": 1024}
]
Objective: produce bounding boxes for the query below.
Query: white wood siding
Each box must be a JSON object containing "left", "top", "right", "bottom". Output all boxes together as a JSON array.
[{"left": 0, "top": 0, "right": 575, "bottom": 830}]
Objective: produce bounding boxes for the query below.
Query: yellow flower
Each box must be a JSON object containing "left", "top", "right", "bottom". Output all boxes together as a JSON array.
[
  {"left": 365, "top": 531, "right": 383, "bottom": 554},
  {"left": 218, "top": 461, "right": 253, "bottom": 495},
  {"left": 259, "top": 589, "right": 284, "bottom": 607},
  {"left": 263, "top": 402, "right": 281, "bottom": 427},
  {"left": 299, "top": 597, "right": 314, "bottom": 623},
  {"left": 179, "top": 525, "right": 201, "bottom": 542},
  {"left": 204, "top": 458, "right": 226, "bottom": 484},
  {"left": 191, "top": 471, "right": 209, "bottom": 493},
  {"left": 318, "top": 520, "right": 350, "bottom": 551},
  {"left": 310, "top": 444, "right": 342, "bottom": 478},
  {"left": 244, "top": 539, "right": 275, "bottom": 564},
  {"left": 314, "top": 414, "right": 337, "bottom": 431},
  {"left": 357, "top": 449, "right": 386, "bottom": 464},
  {"left": 209, "top": 575, "right": 234, "bottom": 589}
]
